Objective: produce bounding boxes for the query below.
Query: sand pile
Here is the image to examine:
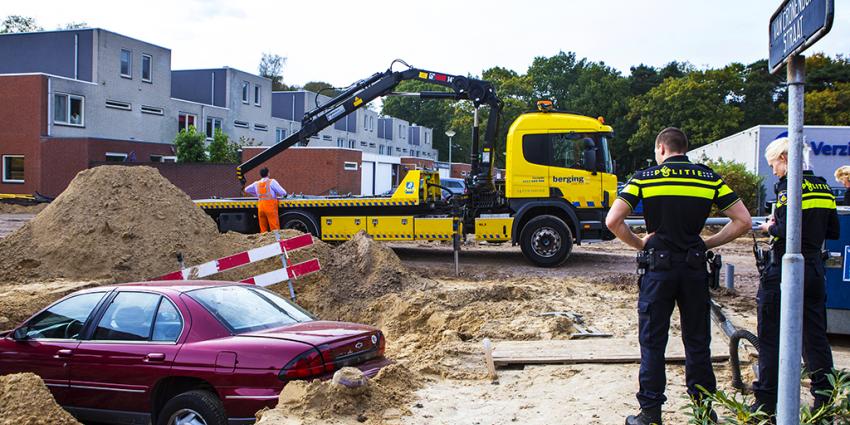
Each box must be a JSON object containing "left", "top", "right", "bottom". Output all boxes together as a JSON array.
[
  {"left": 0, "top": 373, "right": 81, "bottom": 425},
  {"left": 0, "top": 166, "right": 223, "bottom": 283},
  {"left": 285, "top": 232, "right": 422, "bottom": 321},
  {"left": 255, "top": 364, "right": 421, "bottom": 425}
]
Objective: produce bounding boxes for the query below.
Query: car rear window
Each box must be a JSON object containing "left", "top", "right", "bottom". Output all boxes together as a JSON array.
[{"left": 188, "top": 286, "right": 313, "bottom": 334}]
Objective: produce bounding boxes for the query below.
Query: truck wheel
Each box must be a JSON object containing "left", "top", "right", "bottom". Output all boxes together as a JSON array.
[
  {"left": 281, "top": 212, "right": 318, "bottom": 236},
  {"left": 519, "top": 215, "right": 573, "bottom": 267},
  {"left": 157, "top": 390, "right": 227, "bottom": 425}
]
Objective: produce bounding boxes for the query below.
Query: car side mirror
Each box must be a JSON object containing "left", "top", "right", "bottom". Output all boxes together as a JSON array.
[{"left": 12, "top": 327, "right": 28, "bottom": 341}]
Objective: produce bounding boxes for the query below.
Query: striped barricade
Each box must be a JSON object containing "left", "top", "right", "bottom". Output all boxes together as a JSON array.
[{"left": 152, "top": 233, "right": 321, "bottom": 288}]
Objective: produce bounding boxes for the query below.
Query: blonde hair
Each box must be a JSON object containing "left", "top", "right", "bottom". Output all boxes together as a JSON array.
[
  {"left": 765, "top": 137, "right": 789, "bottom": 162},
  {"left": 765, "top": 136, "right": 813, "bottom": 168},
  {"left": 835, "top": 166, "right": 850, "bottom": 183}
]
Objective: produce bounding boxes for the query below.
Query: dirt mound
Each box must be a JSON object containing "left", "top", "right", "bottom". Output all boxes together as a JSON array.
[
  {"left": 255, "top": 363, "right": 421, "bottom": 425},
  {"left": 284, "top": 232, "right": 422, "bottom": 321},
  {"left": 0, "top": 166, "right": 222, "bottom": 283},
  {"left": 0, "top": 373, "right": 81, "bottom": 425}
]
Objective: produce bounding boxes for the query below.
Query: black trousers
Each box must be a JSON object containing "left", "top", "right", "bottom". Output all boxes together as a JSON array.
[
  {"left": 637, "top": 264, "right": 715, "bottom": 409},
  {"left": 752, "top": 260, "right": 833, "bottom": 413}
]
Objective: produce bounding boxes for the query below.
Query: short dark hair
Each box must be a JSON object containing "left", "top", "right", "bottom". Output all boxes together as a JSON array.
[
  {"left": 656, "top": 127, "right": 688, "bottom": 153},
  {"left": 260, "top": 167, "right": 269, "bottom": 178}
]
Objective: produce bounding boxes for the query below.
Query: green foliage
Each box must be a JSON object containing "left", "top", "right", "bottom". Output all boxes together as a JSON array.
[
  {"left": 0, "top": 15, "right": 42, "bottom": 33},
  {"left": 303, "top": 81, "right": 341, "bottom": 98},
  {"left": 207, "top": 129, "right": 239, "bottom": 163},
  {"left": 797, "top": 82, "right": 850, "bottom": 126},
  {"left": 700, "top": 157, "right": 765, "bottom": 214},
  {"left": 174, "top": 126, "right": 206, "bottom": 163},
  {"left": 258, "top": 53, "right": 289, "bottom": 91},
  {"left": 382, "top": 79, "right": 456, "bottom": 160},
  {"left": 686, "top": 370, "right": 850, "bottom": 424},
  {"left": 627, "top": 67, "right": 745, "bottom": 164}
]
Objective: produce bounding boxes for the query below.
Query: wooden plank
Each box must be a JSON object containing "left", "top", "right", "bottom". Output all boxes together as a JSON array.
[{"left": 492, "top": 335, "right": 729, "bottom": 366}]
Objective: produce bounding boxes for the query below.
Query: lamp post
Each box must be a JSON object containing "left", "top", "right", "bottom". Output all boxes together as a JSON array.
[{"left": 445, "top": 129, "right": 456, "bottom": 164}]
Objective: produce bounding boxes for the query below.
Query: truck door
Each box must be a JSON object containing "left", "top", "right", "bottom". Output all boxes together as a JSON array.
[{"left": 548, "top": 132, "right": 602, "bottom": 208}]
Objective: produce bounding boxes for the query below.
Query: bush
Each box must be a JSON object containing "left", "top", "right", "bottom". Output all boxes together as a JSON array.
[
  {"left": 174, "top": 126, "right": 206, "bottom": 163},
  {"left": 207, "top": 129, "right": 239, "bottom": 163},
  {"left": 701, "top": 157, "right": 765, "bottom": 215},
  {"left": 686, "top": 369, "right": 850, "bottom": 424}
]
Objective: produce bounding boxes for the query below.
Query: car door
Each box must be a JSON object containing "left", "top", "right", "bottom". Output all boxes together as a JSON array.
[
  {"left": 66, "top": 291, "right": 185, "bottom": 414},
  {"left": 0, "top": 291, "right": 108, "bottom": 405}
]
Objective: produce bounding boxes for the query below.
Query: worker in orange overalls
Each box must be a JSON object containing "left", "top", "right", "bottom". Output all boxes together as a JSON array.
[{"left": 244, "top": 167, "right": 287, "bottom": 232}]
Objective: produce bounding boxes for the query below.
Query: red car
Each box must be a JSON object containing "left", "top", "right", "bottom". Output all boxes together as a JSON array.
[{"left": 0, "top": 281, "right": 388, "bottom": 425}]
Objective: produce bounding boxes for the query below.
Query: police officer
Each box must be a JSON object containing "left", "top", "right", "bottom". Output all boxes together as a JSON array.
[
  {"left": 606, "top": 128, "right": 752, "bottom": 425},
  {"left": 753, "top": 137, "right": 839, "bottom": 416}
]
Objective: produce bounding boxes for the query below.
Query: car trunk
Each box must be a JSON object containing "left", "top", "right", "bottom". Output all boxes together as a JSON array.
[{"left": 238, "top": 321, "right": 386, "bottom": 374}]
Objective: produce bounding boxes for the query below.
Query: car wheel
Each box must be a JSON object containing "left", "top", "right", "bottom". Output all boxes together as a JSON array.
[
  {"left": 157, "top": 390, "right": 227, "bottom": 425},
  {"left": 519, "top": 215, "right": 573, "bottom": 267}
]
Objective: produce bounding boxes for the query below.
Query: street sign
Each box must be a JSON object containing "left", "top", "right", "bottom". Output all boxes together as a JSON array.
[{"left": 769, "top": 0, "right": 834, "bottom": 73}]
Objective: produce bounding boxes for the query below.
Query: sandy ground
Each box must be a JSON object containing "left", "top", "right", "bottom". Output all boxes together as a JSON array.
[{"left": 2, "top": 202, "right": 849, "bottom": 425}]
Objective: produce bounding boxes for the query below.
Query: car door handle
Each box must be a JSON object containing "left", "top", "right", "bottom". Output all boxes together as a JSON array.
[
  {"left": 145, "top": 353, "right": 166, "bottom": 362},
  {"left": 54, "top": 349, "right": 73, "bottom": 359}
]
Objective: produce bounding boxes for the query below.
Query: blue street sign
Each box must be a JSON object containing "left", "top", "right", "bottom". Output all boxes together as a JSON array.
[
  {"left": 769, "top": 0, "right": 834, "bottom": 73},
  {"left": 843, "top": 245, "right": 850, "bottom": 282}
]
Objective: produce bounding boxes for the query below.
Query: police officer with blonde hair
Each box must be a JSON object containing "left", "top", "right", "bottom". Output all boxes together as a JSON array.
[
  {"left": 834, "top": 165, "right": 850, "bottom": 206},
  {"left": 753, "top": 137, "right": 839, "bottom": 416},
  {"left": 606, "top": 127, "right": 751, "bottom": 424}
]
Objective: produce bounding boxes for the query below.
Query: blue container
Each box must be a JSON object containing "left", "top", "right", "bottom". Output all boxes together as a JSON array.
[{"left": 825, "top": 209, "right": 850, "bottom": 334}]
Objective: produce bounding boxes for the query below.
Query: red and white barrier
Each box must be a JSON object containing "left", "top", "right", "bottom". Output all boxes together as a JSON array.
[
  {"left": 240, "top": 258, "right": 321, "bottom": 287},
  {"left": 153, "top": 234, "right": 314, "bottom": 281}
]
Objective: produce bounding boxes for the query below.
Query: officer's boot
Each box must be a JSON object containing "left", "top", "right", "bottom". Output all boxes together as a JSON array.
[{"left": 625, "top": 407, "right": 662, "bottom": 425}]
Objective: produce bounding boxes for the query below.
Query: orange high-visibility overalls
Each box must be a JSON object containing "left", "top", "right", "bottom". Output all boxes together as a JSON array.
[{"left": 256, "top": 180, "right": 280, "bottom": 233}]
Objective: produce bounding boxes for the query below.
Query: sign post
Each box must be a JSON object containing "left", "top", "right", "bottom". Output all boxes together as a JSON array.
[{"left": 769, "top": 1, "right": 833, "bottom": 423}]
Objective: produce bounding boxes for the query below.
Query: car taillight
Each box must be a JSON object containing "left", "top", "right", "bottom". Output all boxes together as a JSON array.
[
  {"left": 377, "top": 332, "right": 385, "bottom": 355},
  {"left": 278, "top": 348, "right": 328, "bottom": 380}
]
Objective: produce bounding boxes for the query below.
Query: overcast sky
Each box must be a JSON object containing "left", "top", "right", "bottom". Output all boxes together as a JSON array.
[{"left": 4, "top": 0, "right": 850, "bottom": 88}]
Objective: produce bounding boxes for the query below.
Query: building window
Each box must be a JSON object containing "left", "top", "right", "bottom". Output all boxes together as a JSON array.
[
  {"left": 348, "top": 140, "right": 355, "bottom": 149},
  {"left": 425, "top": 133, "right": 429, "bottom": 144},
  {"left": 141, "top": 105, "right": 164, "bottom": 115},
  {"left": 399, "top": 125, "right": 405, "bottom": 139},
  {"left": 369, "top": 142, "right": 376, "bottom": 148},
  {"left": 337, "top": 137, "right": 344, "bottom": 148},
  {"left": 206, "top": 117, "right": 222, "bottom": 139},
  {"left": 53, "top": 93, "right": 84, "bottom": 126},
  {"left": 343, "top": 162, "right": 358, "bottom": 171},
  {"left": 104, "top": 152, "right": 128, "bottom": 162},
  {"left": 241, "top": 81, "right": 249, "bottom": 103},
  {"left": 275, "top": 128, "right": 286, "bottom": 143},
  {"left": 254, "top": 85, "right": 261, "bottom": 106},
  {"left": 234, "top": 120, "right": 249, "bottom": 128},
  {"left": 120, "top": 49, "right": 132, "bottom": 78},
  {"left": 150, "top": 155, "right": 177, "bottom": 163},
  {"left": 360, "top": 141, "right": 367, "bottom": 147},
  {"left": 141, "top": 54, "right": 152, "bottom": 82},
  {"left": 322, "top": 135, "right": 332, "bottom": 141},
  {"left": 105, "top": 100, "right": 131, "bottom": 111},
  {"left": 178, "top": 113, "right": 197, "bottom": 132},
  {"left": 254, "top": 123, "right": 268, "bottom": 131},
  {"left": 379, "top": 145, "right": 384, "bottom": 155},
  {"left": 2, "top": 155, "right": 24, "bottom": 183}
]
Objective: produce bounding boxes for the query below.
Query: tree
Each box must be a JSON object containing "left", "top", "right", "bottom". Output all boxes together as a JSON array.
[
  {"left": 207, "top": 129, "right": 239, "bottom": 163},
  {"left": 382, "top": 79, "right": 455, "bottom": 160},
  {"left": 738, "top": 59, "right": 785, "bottom": 128},
  {"left": 258, "top": 53, "right": 288, "bottom": 91},
  {"left": 798, "top": 82, "right": 850, "bottom": 126},
  {"left": 627, "top": 67, "right": 745, "bottom": 164},
  {"left": 303, "top": 81, "right": 340, "bottom": 97},
  {"left": 700, "top": 157, "right": 765, "bottom": 214},
  {"left": 174, "top": 126, "right": 206, "bottom": 162},
  {"left": 0, "top": 15, "right": 42, "bottom": 33}
]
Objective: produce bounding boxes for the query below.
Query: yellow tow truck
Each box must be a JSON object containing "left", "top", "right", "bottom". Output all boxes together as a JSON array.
[{"left": 197, "top": 64, "right": 617, "bottom": 267}]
